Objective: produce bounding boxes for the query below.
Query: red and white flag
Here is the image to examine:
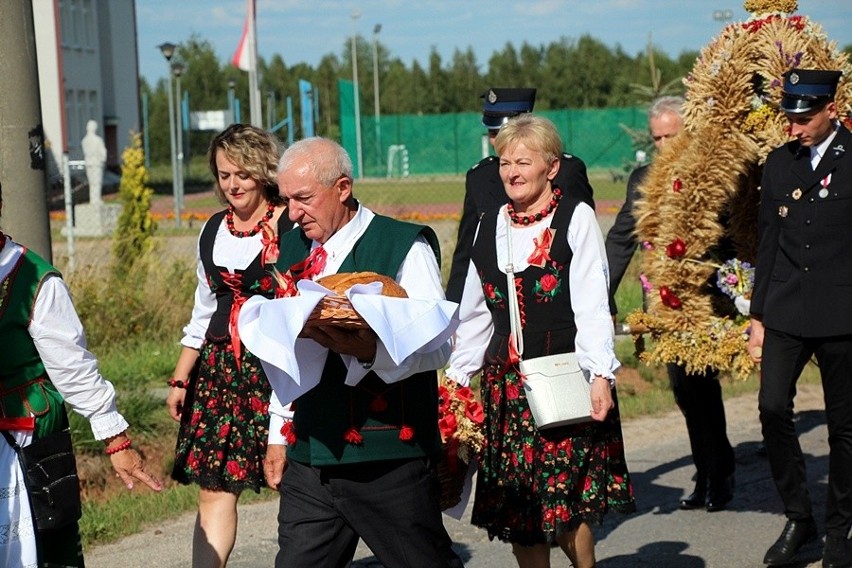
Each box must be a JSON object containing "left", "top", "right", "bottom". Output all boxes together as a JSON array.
[{"left": 232, "top": 19, "right": 250, "bottom": 71}]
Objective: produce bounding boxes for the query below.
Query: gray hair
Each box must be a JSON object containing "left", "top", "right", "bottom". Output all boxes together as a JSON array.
[
  {"left": 277, "top": 137, "right": 353, "bottom": 186},
  {"left": 648, "top": 96, "right": 684, "bottom": 120}
]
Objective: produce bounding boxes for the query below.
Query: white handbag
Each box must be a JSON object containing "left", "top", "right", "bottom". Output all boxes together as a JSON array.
[{"left": 504, "top": 216, "right": 593, "bottom": 429}]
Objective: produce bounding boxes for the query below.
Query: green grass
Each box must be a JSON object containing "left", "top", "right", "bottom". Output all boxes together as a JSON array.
[{"left": 150, "top": 168, "right": 628, "bottom": 215}]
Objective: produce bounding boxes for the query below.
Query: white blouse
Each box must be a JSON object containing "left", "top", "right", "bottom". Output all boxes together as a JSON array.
[
  {"left": 445, "top": 202, "right": 619, "bottom": 386},
  {"left": 180, "top": 216, "right": 268, "bottom": 349}
]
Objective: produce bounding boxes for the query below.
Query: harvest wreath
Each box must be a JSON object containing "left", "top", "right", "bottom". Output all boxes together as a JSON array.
[{"left": 626, "top": 0, "right": 852, "bottom": 379}]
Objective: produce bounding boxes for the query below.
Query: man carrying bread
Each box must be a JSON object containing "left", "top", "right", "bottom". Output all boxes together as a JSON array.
[{"left": 247, "top": 137, "right": 462, "bottom": 567}]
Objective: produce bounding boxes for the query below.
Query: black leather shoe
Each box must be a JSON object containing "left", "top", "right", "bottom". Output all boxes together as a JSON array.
[
  {"left": 823, "top": 534, "right": 852, "bottom": 568},
  {"left": 679, "top": 478, "right": 707, "bottom": 510},
  {"left": 679, "top": 491, "right": 705, "bottom": 509},
  {"left": 763, "top": 518, "right": 818, "bottom": 566},
  {"left": 706, "top": 474, "right": 735, "bottom": 512}
]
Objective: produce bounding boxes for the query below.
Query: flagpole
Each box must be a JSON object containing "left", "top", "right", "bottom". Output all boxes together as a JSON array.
[{"left": 247, "top": 0, "right": 262, "bottom": 127}]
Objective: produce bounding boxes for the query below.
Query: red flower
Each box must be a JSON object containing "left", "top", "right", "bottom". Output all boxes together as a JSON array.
[
  {"left": 539, "top": 273, "right": 558, "bottom": 293},
  {"left": 258, "top": 275, "right": 273, "bottom": 292},
  {"left": 226, "top": 461, "right": 241, "bottom": 476},
  {"left": 343, "top": 427, "right": 363, "bottom": 445},
  {"left": 523, "top": 445, "right": 534, "bottom": 464},
  {"left": 455, "top": 386, "right": 474, "bottom": 402},
  {"left": 484, "top": 282, "right": 497, "bottom": 300},
  {"left": 672, "top": 178, "right": 683, "bottom": 193},
  {"left": 465, "top": 401, "right": 484, "bottom": 424},
  {"left": 665, "top": 238, "right": 687, "bottom": 259},
  {"left": 437, "top": 387, "right": 451, "bottom": 413},
  {"left": 583, "top": 476, "right": 593, "bottom": 492},
  {"left": 659, "top": 286, "right": 683, "bottom": 309},
  {"left": 280, "top": 421, "right": 296, "bottom": 445},
  {"left": 438, "top": 414, "right": 458, "bottom": 438},
  {"left": 398, "top": 425, "right": 415, "bottom": 441},
  {"left": 506, "top": 383, "right": 520, "bottom": 400},
  {"left": 250, "top": 396, "right": 266, "bottom": 413},
  {"left": 218, "top": 423, "right": 231, "bottom": 438},
  {"left": 190, "top": 410, "right": 202, "bottom": 425}
]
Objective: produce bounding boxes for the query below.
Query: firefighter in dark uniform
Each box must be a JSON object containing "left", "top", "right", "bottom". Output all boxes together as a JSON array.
[
  {"left": 445, "top": 87, "right": 596, "bottom": 303},
  {"left": 749, "top": 68, "right": 852, "bottom": 568}
]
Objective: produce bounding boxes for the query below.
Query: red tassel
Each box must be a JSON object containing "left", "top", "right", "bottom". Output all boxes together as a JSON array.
[{"left": 344, "top": 427, "right": 364, "bottom": 445}]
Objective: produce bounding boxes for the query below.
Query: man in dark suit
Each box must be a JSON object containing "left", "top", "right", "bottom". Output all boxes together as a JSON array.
[
  {"left": 749, "top": 68, "right": 852, "bottom": 568},
  {"left": 445, "top": 87, "right": 595, "bottom": 303},
  {"left": 605, "top": 96, "right": 736, "bottom": 513}
]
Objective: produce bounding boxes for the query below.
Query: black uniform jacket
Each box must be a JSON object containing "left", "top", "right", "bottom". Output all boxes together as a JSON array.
[
  {"left": 751, "top": 125, "right": 852, "bottom": 337},
  {"left": 445, "top": 153, "right": 595, "bottom": 303}
]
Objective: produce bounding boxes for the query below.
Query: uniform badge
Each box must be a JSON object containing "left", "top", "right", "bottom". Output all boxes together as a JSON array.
[
  {"left": 487, "top": 90, "right": 497, "bottom": 103},
  {"left": 790, "top": 72, "right": 799, "bottom": 84},
  {"left": 832, "top": 144, "right": 845, "bottom": 156},
  {"left": 791, "top": 188, "right": 802, "bottom": 200},
  {"left": 819, "top": 173, "right": 832, "bottom": 198},
  {"left": 778, "top": 205, "right": 788, "bottom": 218}
]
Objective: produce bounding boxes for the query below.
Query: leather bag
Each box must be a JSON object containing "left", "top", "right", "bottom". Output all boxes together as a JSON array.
[{"left": 2, "top": 427, "right": 83, "bottom": 532}]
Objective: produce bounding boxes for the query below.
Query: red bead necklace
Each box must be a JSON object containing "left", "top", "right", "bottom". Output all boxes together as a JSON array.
[
  {"left": 226, "top": 203, "right": 275, "bottom": 238},
  {"left": 507, "top": 187, "right": 563, "bottom": 225}
]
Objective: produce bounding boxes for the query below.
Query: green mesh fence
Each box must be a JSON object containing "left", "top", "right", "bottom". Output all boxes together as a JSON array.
[{"left": 339, "top": 80, "right": 646, "bottom": 178}]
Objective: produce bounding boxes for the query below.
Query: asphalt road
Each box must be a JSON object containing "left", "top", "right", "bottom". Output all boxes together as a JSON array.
[{"left": 85, "top": 383, "right": 832, "bottom": 568}]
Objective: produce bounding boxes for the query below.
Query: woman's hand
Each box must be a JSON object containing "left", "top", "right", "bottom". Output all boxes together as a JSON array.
[
  {"left": 590, "top": 376, "right": 614, "bottom": 422},
  {"left": 166, "top": 387, "right": 186, "bottom": 422},
  {"left": 109, "top": 449, "right": 163, "bottom": 491}
]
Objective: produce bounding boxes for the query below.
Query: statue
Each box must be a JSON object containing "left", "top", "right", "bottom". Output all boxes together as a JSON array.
[{"left": 81, "top": 119, "right": 107, "bottom": 203}]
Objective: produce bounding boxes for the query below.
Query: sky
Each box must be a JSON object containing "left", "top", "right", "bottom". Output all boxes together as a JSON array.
[{"left": 136, "top": 0, "right": 852, "bottom": 86}]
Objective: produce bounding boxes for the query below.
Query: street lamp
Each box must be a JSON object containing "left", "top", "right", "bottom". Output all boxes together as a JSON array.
[
  {"left": 171, "top": 60, "right": 186, "bottom": 224},
  {"left": 158, "top": 42, "right": 180, "bottom": 228},
  {"left": 228, "top": 79, "right": 236, "bottom": 124},
  {"left": 351, "top": 10, "right": 363, "bottom": 179},
  {"left": 372, "top": 23, "right": 382, "bottom": 175}
]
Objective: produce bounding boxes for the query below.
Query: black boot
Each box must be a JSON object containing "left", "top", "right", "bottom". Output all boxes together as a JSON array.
[
  {"left": 679, "top": 477, "right": 706, "bottom": 510},
  {"left": 706, "top": 473, "right": 735, "bottom": 512}
]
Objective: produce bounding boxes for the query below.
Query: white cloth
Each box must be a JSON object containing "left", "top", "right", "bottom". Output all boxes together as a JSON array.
[
  {"left": 0, "top": 436, "right": 37, "bottom": 568},
  {"left": 0, "top": 236, "right": 129, "bottom": 567},
  {"left": 180, "top": 215, "right": 268, "bottom": 349},
  {"left": 445, "top": 203, "right": 619, "bottom": 386},
  {"left": 238, "top": 206, "right": 458, "bottom": 445}
]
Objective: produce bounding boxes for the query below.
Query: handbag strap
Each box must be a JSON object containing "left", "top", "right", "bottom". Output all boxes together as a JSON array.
[
  {"left": 1, "top": 429, "right": 21, "bottom": 452},
  {"left": 504, "top": 213, "right": 524, "bottom": 359}
]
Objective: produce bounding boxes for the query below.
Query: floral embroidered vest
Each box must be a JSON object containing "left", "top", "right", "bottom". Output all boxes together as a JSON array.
[
  {"left": 0, "top": 244, "right": 68, "bottom": 438},
  {"left": 199, "top": 210, "right": 293, "bottom": 343},
  {"left": 276, "top": 215, "right": 443, "bottom": 466},
  {"left": 470, "top": 192, "right": 581, "bottom": 363}
]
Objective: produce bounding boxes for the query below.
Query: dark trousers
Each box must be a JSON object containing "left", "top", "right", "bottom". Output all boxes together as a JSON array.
[
  {"left": 667, "top": 364, "right": 735, "bottom": 484},
  {"left": 758, "top": 328, "right": 852, "bottom": 537},
  {"left": 276, "top": 457, "right": 461, "bottom": 568}
]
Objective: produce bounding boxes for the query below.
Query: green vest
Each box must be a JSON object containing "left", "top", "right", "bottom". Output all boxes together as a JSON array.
[
  {"left": 277, "top": 214, "right": 443, "bottom": 465},
  {"left": 0, "top": 248, "right": 68, "bottom": 438}
]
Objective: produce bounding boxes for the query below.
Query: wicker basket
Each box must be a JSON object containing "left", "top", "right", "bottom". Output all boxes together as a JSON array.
[{"left": 437, "top": 443, "right": 469, "bottom": 511}]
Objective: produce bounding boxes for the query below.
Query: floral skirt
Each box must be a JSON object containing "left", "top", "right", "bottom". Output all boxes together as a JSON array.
[
  {"left": 472, "top": 363, "right": 636, "bottom": 545},
  {"left": 172, "top": 341, "right": 271, "bottom": 494}
]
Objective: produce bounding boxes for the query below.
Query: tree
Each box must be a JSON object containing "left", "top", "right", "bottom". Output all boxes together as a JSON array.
[{"left": 112, "top": 133, "right": 156, "bottom": 276}]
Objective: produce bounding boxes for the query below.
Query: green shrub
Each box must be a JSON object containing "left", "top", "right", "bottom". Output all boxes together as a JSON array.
[{"left": 113, "top": 133, "right": 157, "bottom": 276}]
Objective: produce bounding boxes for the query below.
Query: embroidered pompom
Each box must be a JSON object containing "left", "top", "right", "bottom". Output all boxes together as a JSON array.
[
  {"left": 344, "top": 427, "right": 364, "bottom": 445},
  {"left": 280, "top": 421, "right": 297, "bottom": 445},
  {"left": 399, "top": 425, "right": 415, "bottom": 442}
]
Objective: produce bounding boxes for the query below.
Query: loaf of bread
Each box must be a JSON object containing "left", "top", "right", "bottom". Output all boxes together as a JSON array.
[{"left": 317, "top": 271, "right": 408, "bottom": 298}]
